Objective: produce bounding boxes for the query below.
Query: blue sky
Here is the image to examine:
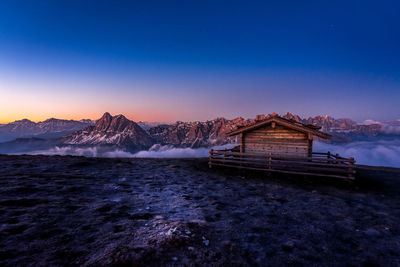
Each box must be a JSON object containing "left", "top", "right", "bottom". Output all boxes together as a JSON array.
[{"left": 0, "top": 1, "right": 399, "bottom": 122}]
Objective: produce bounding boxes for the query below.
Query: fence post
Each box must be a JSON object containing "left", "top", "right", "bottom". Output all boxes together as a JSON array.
[
  {"left": 327, "top": 151, "right": 331, "bottom": 165},
  {"left": 209, "top": 149, "right": 213, "bottom": 168},
  {"left": 223, "top": 148, "right": 227, "bottom": 165},
  {"left": 348, "top": 157, "right": 355, "bottom": 180},
  {"left": 268, "top": 152, "right": 272, "bottom": 170}
]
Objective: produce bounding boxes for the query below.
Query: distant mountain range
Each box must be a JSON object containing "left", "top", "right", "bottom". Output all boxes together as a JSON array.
[
  {"left": 0, "top": 118, "right": 94, "bottom": 143},
  {"left": 149, "top": 112, "right": 400, "bottom": 147},
  {"left": 0, "top": 112, "right": 399, "bottom": 154}
]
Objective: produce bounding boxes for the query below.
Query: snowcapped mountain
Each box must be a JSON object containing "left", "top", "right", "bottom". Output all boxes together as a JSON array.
[
  {"left": 147, "top": 112, "right": 400, "bottom": 147},
  {"left": 281, "top": 112, "right": 398, "bottom": 141},
  {"left": 1, "top": 112, "right": 398, "bottom": 154},
  {"left": 0, "top": 118, "right": 93, "bottom": 142},
  {"left": 61, "top": 112, "right": 153, "bottom": 150},
  {"left": 148, "top": 117, "right": 251, "bottom": 148}
]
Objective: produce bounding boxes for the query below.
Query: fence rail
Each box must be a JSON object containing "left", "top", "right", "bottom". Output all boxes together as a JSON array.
[{"left": 209, "top": 149, "right": 355, "bottom": 180}]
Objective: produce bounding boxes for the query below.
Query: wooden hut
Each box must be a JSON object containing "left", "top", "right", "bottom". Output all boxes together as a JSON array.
[
  {"left": 227, "top": 115, "right": 331, "bottom": 157},
  {"left": 209, "top": 115, "right": 356, "bottom": 180}
]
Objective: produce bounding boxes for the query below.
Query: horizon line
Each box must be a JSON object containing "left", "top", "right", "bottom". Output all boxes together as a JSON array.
[{"left": 1, "top": 112, "right": 396, "bottom": 125}]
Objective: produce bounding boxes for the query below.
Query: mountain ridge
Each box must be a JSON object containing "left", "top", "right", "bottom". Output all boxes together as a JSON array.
[
  {"left": 0, "top": 112, "right": 399, "bottom": 154},
  {"left": 0, "top": 118, "right": 94, "bottom": 143}
]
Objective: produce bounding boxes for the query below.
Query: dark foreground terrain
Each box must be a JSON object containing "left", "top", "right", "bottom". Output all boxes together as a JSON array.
[{"left": 0, "top": 155, "right": 399, "bottom": 266}]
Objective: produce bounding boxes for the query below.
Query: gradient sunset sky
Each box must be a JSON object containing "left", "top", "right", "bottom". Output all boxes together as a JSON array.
[{"left": 0, "top": 1, "right": 399, "bottom": 123}]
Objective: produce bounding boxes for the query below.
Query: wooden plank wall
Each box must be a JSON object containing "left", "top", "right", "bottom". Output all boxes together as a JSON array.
[{"left": 243, "top": 124, "right": 310, "bottom": 156}]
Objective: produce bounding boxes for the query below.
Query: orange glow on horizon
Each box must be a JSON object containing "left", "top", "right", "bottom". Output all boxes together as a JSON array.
[{"left": 0, "top": 110, "right": 191, "bottom": 124}]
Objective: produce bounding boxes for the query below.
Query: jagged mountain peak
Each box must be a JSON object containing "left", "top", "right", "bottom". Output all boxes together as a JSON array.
[
  {"left": 94, "top": 113, "right": 135, "bottom": 132},
  {"left": 210, "top": 117, "right": 227, "bottom": 122},
  {"left": 95, "top": 112, "right": 114, "bottom": 130},
  {"left": 62, "top": 112, "right": 153, "bottom": 151},
  {"left": 98, "top": 112, "right": 112, "bottom": 120}
]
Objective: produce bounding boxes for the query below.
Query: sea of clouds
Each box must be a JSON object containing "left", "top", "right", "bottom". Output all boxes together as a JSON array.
[
  {"left": 314, "top": 140, "right": 400, "bottom": 167},
  {"left": 24, "top": 143, "right": 237, "bottom": 159},
  {"left": 17, "top": 140, "right": 400, "bottom": 168}
]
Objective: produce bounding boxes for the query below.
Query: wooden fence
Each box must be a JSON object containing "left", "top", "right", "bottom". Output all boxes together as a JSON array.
[{"left": 209, "top": 149, "right": 355, "bottom": 180}]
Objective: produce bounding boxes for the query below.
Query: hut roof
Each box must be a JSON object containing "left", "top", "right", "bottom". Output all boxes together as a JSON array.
[{"left": 226, "top": 115, "right": 332, "bottom": 139}]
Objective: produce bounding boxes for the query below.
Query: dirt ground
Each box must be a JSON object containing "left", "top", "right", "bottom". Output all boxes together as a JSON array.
[{"left": 0, "top": 155, "right": 399, "bottom": 266}]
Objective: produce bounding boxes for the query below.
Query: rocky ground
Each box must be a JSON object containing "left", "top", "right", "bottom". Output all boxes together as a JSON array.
[{"left": 0, "top": 155, "right": 399, "bottom": 266}]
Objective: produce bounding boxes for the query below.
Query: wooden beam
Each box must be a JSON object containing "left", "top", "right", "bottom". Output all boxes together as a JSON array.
[
  {"left": 210, "top": 156, "right": 354, "bottom": 168},
  {"left": 209, "top": 149, "right": 213, "bottom": 168},
  {"left": 308, "top": 139, "right": 313, "bottom": 157},
  {"left": 209, "top": 162, "right": 354, "bottom": 180},
  {"left": 211, "top": 150, "right": 354, "bottom": 163},
  {"left": 210, "top": 158, "right": 355, "bottom": 174}
]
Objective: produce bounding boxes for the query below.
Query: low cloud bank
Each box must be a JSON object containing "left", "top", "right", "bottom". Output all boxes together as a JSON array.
[
  {"left": 133, "top": 144, "right": 237, "bottom": 158},
  {"left": 21, "top": 146, "right": 112, "bottom": 158},
  {"left": 14, "top": 141, "right": 400, "bottom": 168},
  {"left": 23, "top": 143, "right": 237, "bottom": 159},
  {"left": 314, "top": 140, "right": 400, "bottom": 168}
]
